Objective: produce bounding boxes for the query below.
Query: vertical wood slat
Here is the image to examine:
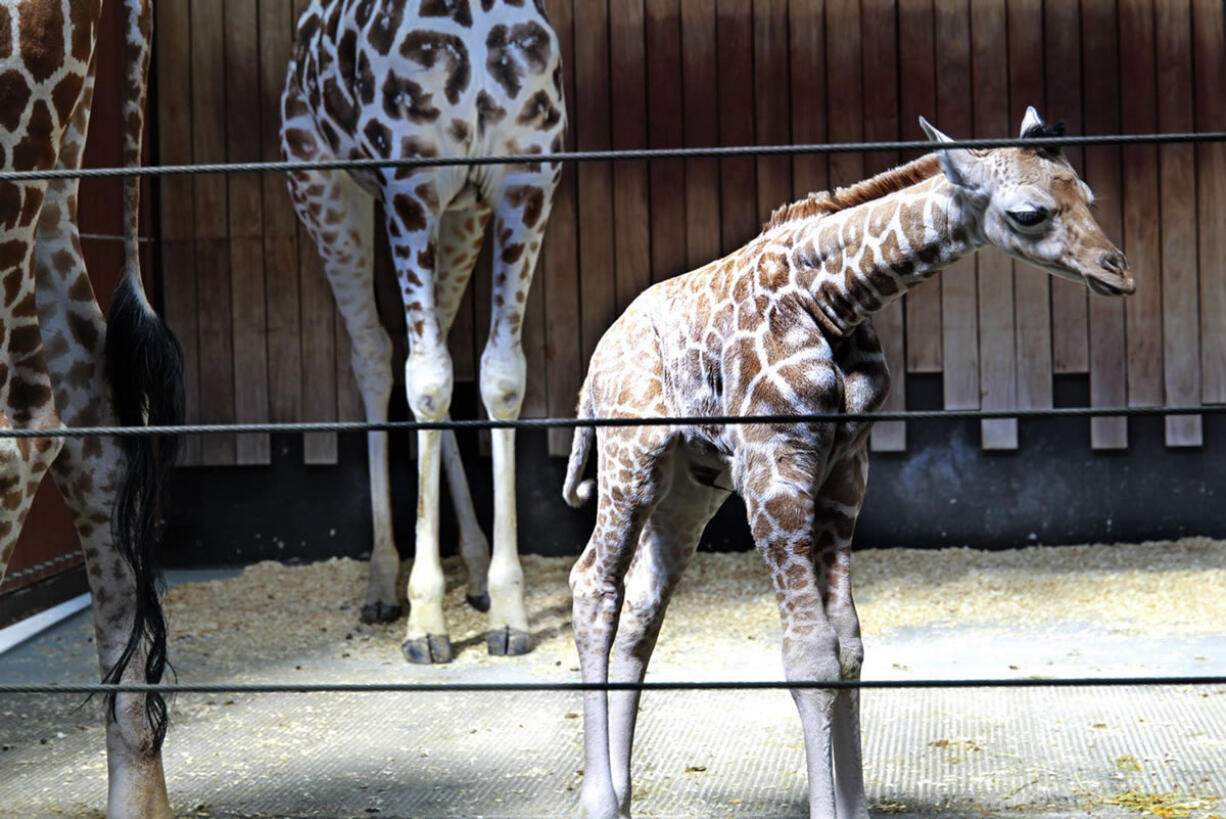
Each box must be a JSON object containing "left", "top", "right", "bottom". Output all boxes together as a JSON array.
[
  {"left": 898, "top": 0, "right": 941, "bottom": 374},
  {"left": 613, "top": 0, "right": 652, "bottom": 310},
  {"left": 1082, "top": 0, "right": 1128, "bottom": 450},
  {"left": 1118, "top": 0, "right": 1163, "bottom": 410},
  {"left": 1192, "top": 0, "right": 1226, "bottom": 406},
  {"left": 754, "top": 0, "right": 791, "bottom": 224},
  {"left": 646, "top": 0, "right": 687, "bottom": 282},
  {"left": 225, "top": 0, "right": 271, "bottom": 464},
  {"left": 190, "top": 0, "right": 237, "bottom": 465},
  {"left": 259, "top": 0, "right": 303, "bottom": 430},
  {"left": 824, "top": 0, "right": 862, "bottom": 189},
  {"left": 157, "top": 0, "right": 201, "bottom": 466},
  {"left": 291, "top": 0, "right": 338, "bottom": 463},
  {"left": 1007, "top": 0, "right": 1052, "bottom": 412},
  {"left": 543, "top": 0, "right": 581, "bottom": 456},
  {"left": 1155, "top": 0, "right": 1202, "bottom": 446},
  {"left": 862, "top": 0, "right": 906, "bottom": 452},
  {"left": 1044, "top": 0, "right": 1089, "bottom": 374},
  {"left": 788, "top": 0, "right": 827, "bottom": 201},
  {"left": 681, "top": 0, "right": 721, "bottom": 270},
  {"left": 934, "top": 0, "right": 978, "bottom": 411},
  {"left": 575, "top": 0, "right": 617, "bottom": 369},
  {"left": 717, "top": 0, "right": 757, "bottom": 254},
  {"left": 971, "top": 0, "right": 1017, "bottom": 450}
]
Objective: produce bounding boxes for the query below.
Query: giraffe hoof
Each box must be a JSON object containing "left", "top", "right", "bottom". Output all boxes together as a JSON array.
[
  {"left": 486, "top": 627, "right": 532, "bottom": 656},
  {"left": 402, "top": 634, "right": 453, "bottom": 664},
  {"left": 466, "top": 592, "right": 491, "bottom": 613},
  {"left": 360, "top": 602, "right": 402, "bottom": 624}
]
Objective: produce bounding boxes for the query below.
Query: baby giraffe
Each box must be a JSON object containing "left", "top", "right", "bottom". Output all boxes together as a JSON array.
[{"left": 563, "top": 108, "right": 1134, "bottom": 819}]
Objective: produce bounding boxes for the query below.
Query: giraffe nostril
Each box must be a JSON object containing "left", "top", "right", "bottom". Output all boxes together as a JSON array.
[{"left": 1099, "top": 252, "right": 1128, "bottom": 274}]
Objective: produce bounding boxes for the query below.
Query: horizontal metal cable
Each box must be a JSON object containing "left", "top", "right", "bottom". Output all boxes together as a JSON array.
[
  {"left": 5, "top": 131, "right": 1225, "bottom": 182},
  {"left": 2, "top": 676, "right": 1225, "bottom": 695},
  {"left": 0, "top": 404, "right": 1215, "bottom": 439}
]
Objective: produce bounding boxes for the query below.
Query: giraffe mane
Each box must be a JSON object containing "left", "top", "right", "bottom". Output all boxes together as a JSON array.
[{"left": 762, "top": 153, "right": 943, "bottom": 231}]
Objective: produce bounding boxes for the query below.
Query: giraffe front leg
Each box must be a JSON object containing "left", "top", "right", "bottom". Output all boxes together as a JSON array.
[
  {"left": 817, "top": 451, "right": 871, "bottom": 819},
  {"left": 384, "top": 180, "right": 454, "bottom": 663},
  {"left": 608, "top": 476, "right": 725, "bottom": 816},
  {"left": 743, "top": 457, "right": 842, "bottom": 819},
  {"left": 480, "top": 180, "right": 556, "bottom": 655}
]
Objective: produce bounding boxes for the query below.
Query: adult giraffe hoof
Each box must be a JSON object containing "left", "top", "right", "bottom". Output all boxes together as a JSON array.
[
  {"left": 466, "top": 592, "right": 491, "bottom": 613},
  {"left": 402, "top": 634, "right": 453, "bottom": 664},
  {"left": 486, "top": 627, "right": 532, "bottom": 656},
  {"left": 360, "top": 601, "right": 402, "bottom": 624}
]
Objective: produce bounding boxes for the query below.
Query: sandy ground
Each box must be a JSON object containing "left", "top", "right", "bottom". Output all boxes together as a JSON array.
[{"left": 1, "top": 538, "right": 1224, "bottom": 818}]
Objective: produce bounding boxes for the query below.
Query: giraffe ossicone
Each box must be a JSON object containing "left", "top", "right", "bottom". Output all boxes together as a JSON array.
[
  {"left": 563, "top": 107, "right": 1132, "bottom": 819},
  {"left": 281, "top": 0, "right": 566, "bottom": 662},
  {"left": 0, "top": 1, "right": 181, "bottom": 817}
]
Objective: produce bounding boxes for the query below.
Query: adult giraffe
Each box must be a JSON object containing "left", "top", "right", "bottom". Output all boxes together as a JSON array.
[
  {"left": 0, "top": 1, "right": 181, "bottom": 817},
  {"left": 281, "top": 0, "right": 565, "bottom": 663},
  {"left": 563, "top": 109, "right": 1134, "bottom": 819}
]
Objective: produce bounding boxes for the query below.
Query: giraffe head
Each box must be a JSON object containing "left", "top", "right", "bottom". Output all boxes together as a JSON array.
[{"left": 919, "top": 107, "right": 1135, "bottom": 297}]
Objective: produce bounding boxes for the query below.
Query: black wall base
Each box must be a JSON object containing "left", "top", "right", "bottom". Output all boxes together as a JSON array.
[{"left": 161, "top": 376, "right": 1225, "bottom": 568}]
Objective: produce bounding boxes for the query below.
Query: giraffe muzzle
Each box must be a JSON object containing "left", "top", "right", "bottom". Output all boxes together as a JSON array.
[{"left": 1088, "top": 251, "right": 1135, "bottom": 296}]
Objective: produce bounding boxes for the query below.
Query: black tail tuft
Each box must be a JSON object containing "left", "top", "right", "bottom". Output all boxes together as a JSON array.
[{"left": 104, "top": 274, "right": 184, "bottom": 750}]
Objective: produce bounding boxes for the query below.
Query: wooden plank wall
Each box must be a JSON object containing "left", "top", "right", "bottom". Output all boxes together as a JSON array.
[{"left": 156, "top": 0, "right": 1225, "bottom": 465}]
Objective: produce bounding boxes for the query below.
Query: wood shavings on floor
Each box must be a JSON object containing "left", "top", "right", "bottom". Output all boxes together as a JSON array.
[{"left": 159, "top": 537, "right": 1226, "bottom": 676}]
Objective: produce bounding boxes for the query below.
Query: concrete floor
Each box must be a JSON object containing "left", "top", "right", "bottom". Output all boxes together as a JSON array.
[{"left": 1, "top": 568, "right": 1224, "bottom": 819}]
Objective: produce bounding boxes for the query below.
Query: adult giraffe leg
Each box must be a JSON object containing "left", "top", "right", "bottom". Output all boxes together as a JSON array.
[
  {"left": 281, "top": 71, "right": 419, "bottom": 623},
  {"left": 381, "top": 172, "right": 458, "bottom": 664},
  {"left": 34, "top": 166, "right": 172, "bottom": 818},
  {"left": 480, "top": 169, "right": 560, "bottom": 655},
  {"left": 434, "top": 203, "right": 496, "bottom": 610},
  {"left": 742, "top": 454, "right": 842, "bottom": 819},
  {"left": 816, "top": 449, "right": 870, "bottom": 819},
  {"left": 607, "top": 470, "right": 726, "bottom": 816}
]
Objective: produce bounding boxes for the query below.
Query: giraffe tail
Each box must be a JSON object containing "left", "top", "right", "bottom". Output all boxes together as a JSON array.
[
  {"left": 101, "top": 0, "right": 183, "bottom": 752},
  {"left": 562, "top": 391, "right": 596, "bottom": 508}
]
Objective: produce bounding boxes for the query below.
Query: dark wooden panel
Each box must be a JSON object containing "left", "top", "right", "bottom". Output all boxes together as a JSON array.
[
  {"left": 190, "top": 0, "right": 237, "bottom": 465},
  {"left": 717, "top": 0, "right": 757, "bottom": 254},
  {"left": 259, "top": 0, "right": 304, "bottom": 425},
  {"left": 934, "top": 0, "right": 978, "bottom": 411},
  {"left": 158, "top": 0, "right": 201, "bottom": 465},
  {"left": 898, "top": 0, "right": 941, "bottom": 374},
  {"left": 1193, "top": 0, "right": 1226, "bottom": 405},
  {"left": 543, "top": 0, "right": 581, "bottom": 456},
  {"left": 1007, "top": 0, "right": 1052, "bottom": 412},
  {"left": 225, "top": 0, "right": 271, "bottom": 464},
  {"left": 646, "top": 0, "right": 687, "bottom": 283},
  {"left": 861, "top": 0, "right": 905, "bottom": 452},
  {"left": 1155, "top": 0, "right": 1202, "bottom": 446},
  {"left": 971, "top": 0, "right": 1016, "bottom": 450},
  {"left": 576, "top": 0, "right": 617, "bottom": 372},
  {"left": 1118, "top": 0, "right": 1163, "bottom": 410},
  {"left": 1044, "top": 0, "right": 1089, "bottom": 374},
  {"left": 1082, "top": 0, "right": 1128, "bottom": 449},
  {"left": 754, "top": 0, "right": 792, "bottom": 223},
  {"left": 788, "top": 0, "right": 827, "bottom": 201},
  {"left": 682, "top": 0, "right": 721, "bottom": 269},
  {"left": 613, "top": 0, "right": 652, "bottom": 308}
]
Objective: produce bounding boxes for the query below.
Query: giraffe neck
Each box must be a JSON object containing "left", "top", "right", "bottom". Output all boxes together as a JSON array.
[{"left": 784, "top": 177, "right": 982, "bottom": 339}]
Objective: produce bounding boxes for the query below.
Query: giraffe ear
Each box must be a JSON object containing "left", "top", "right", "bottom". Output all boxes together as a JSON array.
[
  {"left": 919, "top": 116, "right": 980, "bottom": 191},
  {"left": 1019, "top": 105, "right": 1044, "bottom": 138}
]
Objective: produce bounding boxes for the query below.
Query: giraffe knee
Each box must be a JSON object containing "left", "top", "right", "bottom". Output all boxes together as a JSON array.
[
  {"left": 839, "top": 635, "right": 864, "bottom": 680},
  {"left": 782, "top": 625, "right": 843, "bottom": 684},
  {"left": 404, "top": 352, "right": 453, "bottom": 422},
  {"left": 479, "top": 346, "right": 526, "bottom": 420}
]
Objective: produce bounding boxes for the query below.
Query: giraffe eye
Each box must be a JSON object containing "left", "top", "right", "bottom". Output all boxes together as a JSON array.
[{"left": 1007, "top": 206, "right": 1050, "bottom": 228}]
